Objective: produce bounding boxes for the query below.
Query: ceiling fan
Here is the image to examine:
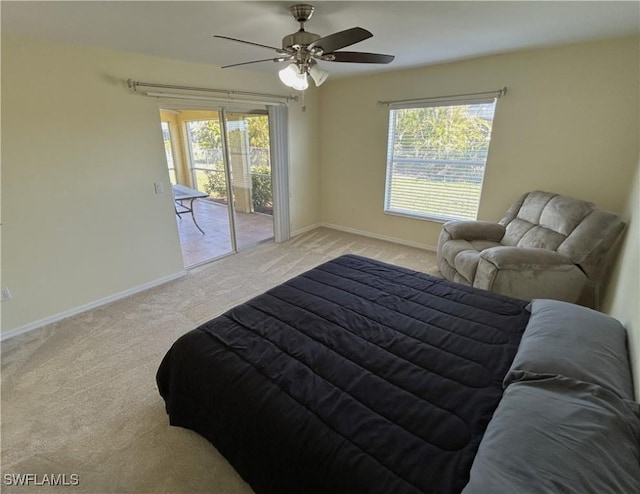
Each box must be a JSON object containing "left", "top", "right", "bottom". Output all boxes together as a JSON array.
[{"left": 214, "top": 3, "right": 394, "bottom": 90}]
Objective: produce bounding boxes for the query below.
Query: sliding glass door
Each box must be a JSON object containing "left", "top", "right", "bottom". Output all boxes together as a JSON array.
[
  {"left": 182, "top": 116, "right": 234, "bottom": 262},
  {"left": 165, "top": 109, "right": 274, "bottom": 267},
  {"left": 225, "top": 113, "right": 274, "bottom": 250}
]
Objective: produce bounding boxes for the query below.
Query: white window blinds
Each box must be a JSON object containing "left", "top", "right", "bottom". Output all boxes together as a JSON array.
[{"left": 384, "top": 98, "right": 498, "bottom": 222}]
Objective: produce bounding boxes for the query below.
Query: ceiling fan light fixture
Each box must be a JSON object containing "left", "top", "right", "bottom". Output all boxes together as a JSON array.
[
  {"left": 279, "top": 63, "right": 309, "bottom": 90},
  {"left": 309, "top": 64, "right": 329, "bottom": 86},
  {"left": 291, "top": 71, "right": 309, "bottom": 91},
  {"left": 278, "top": 63, "right": 298, "bottom": 86}
]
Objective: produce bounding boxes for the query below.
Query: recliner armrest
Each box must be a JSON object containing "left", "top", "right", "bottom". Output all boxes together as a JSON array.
[
  {"left": 480, "top": 246, "right": 575, "bottom": 270},
  {"left": 474, "top": 246, "right": 587, "bottom": 303},
  {"left": 442, "top": 221, "right": 505, "bottom": 242}
]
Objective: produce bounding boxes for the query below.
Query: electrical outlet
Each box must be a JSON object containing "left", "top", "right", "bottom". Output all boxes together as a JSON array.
[{"left": 1, "top": 287, "right": 12, "bottom": 302}]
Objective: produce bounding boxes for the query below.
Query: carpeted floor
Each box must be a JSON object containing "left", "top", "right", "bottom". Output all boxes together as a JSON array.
[{"left": 1, "top": 227, "right": 439, "bottom": 494}]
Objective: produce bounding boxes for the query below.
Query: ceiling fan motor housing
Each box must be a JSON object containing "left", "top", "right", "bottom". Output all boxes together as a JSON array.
[{"left": 282, "top": 30, "right": 320, "bottom": 51}]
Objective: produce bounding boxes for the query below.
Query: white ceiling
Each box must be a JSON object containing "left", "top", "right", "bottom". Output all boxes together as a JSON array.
[{"left": 2, "top": 1, "right": 639, "bottom": 79}]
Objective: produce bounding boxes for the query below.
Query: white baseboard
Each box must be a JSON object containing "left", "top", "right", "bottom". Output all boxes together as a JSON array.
[
  {"left": 319, "top": 222, "right": 438, "bottom": 252},
  {"left": 2, "top": 224, "right": 435, "bottom": 341},
  {"left": 0, "top": 271, "right": 187, "bottom": 342},
  {"left": 292, "top": 222, "right": 438, "bottom": 253},
  {"left": 291, "top": 222, "right": 322, "bottom": 237}
]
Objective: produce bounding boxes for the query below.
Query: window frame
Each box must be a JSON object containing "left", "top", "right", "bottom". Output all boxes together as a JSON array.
[{"left": 383, "top": 97, "right": 498, "bottom": 223}]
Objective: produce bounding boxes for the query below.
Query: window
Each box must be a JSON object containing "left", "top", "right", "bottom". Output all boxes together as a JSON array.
[{"left": 384, "top": 99, "right": 497, "bottom": 222}]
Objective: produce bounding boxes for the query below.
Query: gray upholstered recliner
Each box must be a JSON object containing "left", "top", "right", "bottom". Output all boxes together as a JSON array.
[{"left": 437, "top": 191, "right": 625, "bottom": 307}]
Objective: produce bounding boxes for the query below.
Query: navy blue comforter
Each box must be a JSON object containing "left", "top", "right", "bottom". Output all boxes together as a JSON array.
[{"left": 157, "top": 255, "right": 529, "bottom": 494}]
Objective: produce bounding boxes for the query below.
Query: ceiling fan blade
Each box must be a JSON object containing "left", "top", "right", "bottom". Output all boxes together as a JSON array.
[
  {"left": 214, "top": 35, "right": 287, "bottom": 54},
  {"left": 329, "top": 51, "right": 395, "bottom": 64},
  {"left": 308, "top": 27, "right": 372, "bottom": 54},
  {"left": 221, "top": 57, "right": 292, "bottom": 69}
]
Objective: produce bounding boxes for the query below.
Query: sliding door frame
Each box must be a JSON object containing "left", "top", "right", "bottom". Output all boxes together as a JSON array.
[
  {"left": 218, "top": 108, "right": 239, "bottom": 252},
  {"left": 158, "top": 100, "right": 290, "bottom": 250}
]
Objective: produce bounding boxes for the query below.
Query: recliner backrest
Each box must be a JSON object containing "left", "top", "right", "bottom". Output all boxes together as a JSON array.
[{"left": 499, "top": 191, "right": 625, "bottom": 281}]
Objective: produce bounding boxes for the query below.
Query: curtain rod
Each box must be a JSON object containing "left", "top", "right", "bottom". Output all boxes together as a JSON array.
[
  {"left": 144, "top": 91, "right": 287, "bottom": 107},
  {"left": 378, "top": 87, "right": 507, "bottom": 107},
  {"left": 127, "top": 79, "right": 298, "bottom": 103}
]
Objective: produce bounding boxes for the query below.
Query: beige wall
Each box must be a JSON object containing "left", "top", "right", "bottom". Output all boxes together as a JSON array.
[
  {"left": 602, "top": 158, "right": 640, "bottom": 399},
  {"left": 1, "top": 34, "right": 320, "bottom": 333},
  {"left": 318, "top": 37, "right": 640, "bottom": 248},
  {"left": 3, "top": 32, "right": 636, "bottom": 346},
  {"left": 289, "top": 88, "right": 321, "bottom": 234}
]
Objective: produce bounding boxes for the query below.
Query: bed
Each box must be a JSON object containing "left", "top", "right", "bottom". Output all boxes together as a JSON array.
[{"left": 157, "top": 254, "right": 640, "bottom": 494}]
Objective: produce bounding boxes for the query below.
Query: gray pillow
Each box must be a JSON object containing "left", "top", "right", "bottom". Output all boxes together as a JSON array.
[
  {"left": 504, "top": 299, "right": 634, "bottom": 400},
  {"left": 463, "top": 376, "right": 640, "bottom": 494}
]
